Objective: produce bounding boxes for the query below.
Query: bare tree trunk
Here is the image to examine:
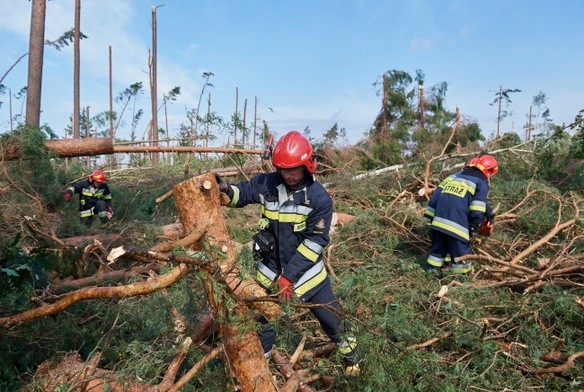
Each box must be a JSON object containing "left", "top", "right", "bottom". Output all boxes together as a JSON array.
[
  {"left": 25, "top": 0, "right": 46, "bottom": 128},
  {"left": 220, "top": 312, "right": 277, "bottom": 392},
  {"left": 418, "top": 84, "right": 424, "bottom": 130},
  {"left": 205, "top": 92, "right": 211, "bottom": 157},
  {"left": 9, "top": 88, "right": 13, "bottom": 132},
  {"left": 496, "top": 85, "right": 502, "bottom": 139},
  {"left": 0, "top": 138, "right": 264, "bottom": 161},
  {"left": 253, "top": 96, "right": 257, "bottom": 149},
  {"left": 382, "top": 74, "right": 389, "bottom": 137},
  {"left": 527, "top": 105, "right": 532, "bottom": 141},
  {"left": 85, "top": 106, "right": 91, "bottom": 168},
  {"left": 73, "top": 0, "right": 81, "bottom": 140},
  {"left": 108, "top": 45, "right": 115, "bottom": 168},
  {"left": 234, "top": 87, "right": 239, "bottom": 146},
  {"left": 45, "top": 138, "right": 114, "bottom": 158},
  {"left": 243, "top": 97, "right": 247, "bottom": 147},
  {"left": 149, "top": 6, "right": 159, "bottom": 164},
  {"left": 109, "top": 46, "right": 114, "bottom": 139},
  {"left": 164, "top": 95, "right": 169, "bottom": 146}
]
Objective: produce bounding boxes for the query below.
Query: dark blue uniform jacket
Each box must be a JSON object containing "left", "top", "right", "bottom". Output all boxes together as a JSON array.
[
  {"left": 424, "top": 167, "right": 493, "bottom": 243},
  {"left": 227, "top": 172, "right": 332, "bottom": 301}
]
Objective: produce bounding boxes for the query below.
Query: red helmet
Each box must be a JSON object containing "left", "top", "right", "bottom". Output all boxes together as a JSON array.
[
  {"left": 272, "top": 131, "right": 316, "bottom": 174},
  {"left": 467, "top": 157, "right": 479, "bottom": 167},
  {"left": 468, "top": 155, "right": 498, "bottom": 179},
  {"left": 89, "top": 169, "right": 107, "bottom": 183}
]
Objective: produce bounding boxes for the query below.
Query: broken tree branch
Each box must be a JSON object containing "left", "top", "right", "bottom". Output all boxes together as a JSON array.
[{"left": 0, "top": 263, "right": 190, "bottom": 327}]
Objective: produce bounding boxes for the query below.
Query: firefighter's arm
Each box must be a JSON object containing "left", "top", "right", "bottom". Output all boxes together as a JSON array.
[
  {"left": 218, "top": 173, "right": 268, "bottom": 208},
  {"left": 284, "top": 197, "right": 333, "bottom": 281}
]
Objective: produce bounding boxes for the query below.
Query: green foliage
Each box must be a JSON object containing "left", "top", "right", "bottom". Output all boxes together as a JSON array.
[
  {"left": 47, "top": 28, "right": 88, "bottom": 51},
  {"left": 568, "top": 109, "right": 584, "bottom": 159},
  {"left": 570, "top": 130, "right": 584, "bottom": 159},
  {"left": 531, "top": 125, "right": 582, "bottom": 191},
  {"left": 363, "top": 69, "right": 488, "bottom": 167},
  {"left": 1, "top": 103, "right": 583, "bottom": 391},
  {"left": 0, "top": 243, "right": 53, "bottom": 296},
  {"left": 0, "top": 127, "right": 65, "bottom": 249},
  {"left": 442, "top": 122, "right": 485, "bottom": 154},
  {"left": 496, "top": 132, "right": 522, "bottom": 148}
]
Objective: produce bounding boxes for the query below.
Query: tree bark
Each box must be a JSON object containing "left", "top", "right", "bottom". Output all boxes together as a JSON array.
[
  {"left": 0, "top": 137, "right": 262, "bottom": 161},
  {"left": 61, "top": 233, "right": 121, "bottom": 248},
  {"left": 73, "top": 0, "right": 81, "bottom": 139},
  {"left": 0, "top": 137, "right": 115, "bottom": 160},
  {"left": 172, "top": 172, "right": 279, "bottom": 392},
  {"left": 25, "top": 0, "right": 46, "bottom": 127},
  {"left": 172, "top": 172, "right": 282, "bottom": 320},
  {"left": 149, "top": 6, "right": 159, "bottom": 164}
]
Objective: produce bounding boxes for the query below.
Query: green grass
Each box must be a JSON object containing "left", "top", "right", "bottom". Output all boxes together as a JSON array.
[{"left": 0, "top": 146, "right": 582, "bottom": 391}]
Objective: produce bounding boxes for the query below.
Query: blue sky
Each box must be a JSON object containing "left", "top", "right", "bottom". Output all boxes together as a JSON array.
[{"left": 1, "top": 0, "right": 583, "bottom": 145}]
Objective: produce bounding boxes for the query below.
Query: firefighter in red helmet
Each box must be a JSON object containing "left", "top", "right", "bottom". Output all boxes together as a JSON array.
[
  {"left": 424, "top": 155, "right": 498, "bottom": 274},
  {"left": 215, "top": 131, "right": 360, "bottom": 376},
  {"left": 63, "top": 169, "right": 113, "bottom": 227}
]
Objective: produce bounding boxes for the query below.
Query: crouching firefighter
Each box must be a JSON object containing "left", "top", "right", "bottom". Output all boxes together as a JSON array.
[
  {"left": 424, "top": 155, "right": 498, "bottom": 274},
  {"left": 63, "top": 169, "right": 114, "bottom": 227},
  {"left": 215, "top": 130, "right": 360, "bottom": 376}
]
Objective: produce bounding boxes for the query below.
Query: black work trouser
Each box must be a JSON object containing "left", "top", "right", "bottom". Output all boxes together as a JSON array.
[{"left": 257, "top": 279, "right": 357, "bottom": 366}]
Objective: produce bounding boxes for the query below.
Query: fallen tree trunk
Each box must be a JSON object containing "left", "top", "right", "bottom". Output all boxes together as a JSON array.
[
  {"left": 61, "top": 233, "right": 122, "bottom": 248},
  {"left": 1, "top": 138, "right": 114, "bottom": 160},
  {"left": 0, "top": 137, "right": 263, "bottom": 161},
  {"left": 114, "top": 145, "right": 262, "bottom": 155}
]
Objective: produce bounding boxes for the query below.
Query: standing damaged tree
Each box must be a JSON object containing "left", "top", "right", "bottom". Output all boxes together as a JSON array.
[
  {"left": 24, "top": 0, "right": 46, "bottom": 128},
  {"left": 365, "top": 69, "right": 484, "bottom": 169},
  {"left": 490, "top": 85, "right": 521, "bottom": 139}
]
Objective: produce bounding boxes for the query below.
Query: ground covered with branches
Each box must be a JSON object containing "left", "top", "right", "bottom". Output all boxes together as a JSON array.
[{"left": 0, "top": 130, "right": 583, "bottom": 391}]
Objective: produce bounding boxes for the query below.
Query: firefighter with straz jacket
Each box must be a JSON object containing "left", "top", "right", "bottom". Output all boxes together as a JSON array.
[
  {"left": 424, "top": 155, "right": 498, "bottom": 274},
  {"left": 216, "top": 130, "right": 360, "bottom": 376},
  {"left": 63, "top": 169, "right": 113, "bottom": 227}
]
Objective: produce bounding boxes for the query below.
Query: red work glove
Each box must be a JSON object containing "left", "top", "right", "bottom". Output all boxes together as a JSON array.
[
  {"left": 276, "top": 276, "right": 294, "bottom": 301},
  {"left": 478, "top": 220, "right": 493, "bottom": 237},
  {"left": 63, "top": 193, "right": 71, "bottom": 202}
]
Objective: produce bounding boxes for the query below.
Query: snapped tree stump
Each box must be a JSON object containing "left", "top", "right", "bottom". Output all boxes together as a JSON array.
[{"left": 172, "top": 172, "right": 280, "bottom": 392}]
